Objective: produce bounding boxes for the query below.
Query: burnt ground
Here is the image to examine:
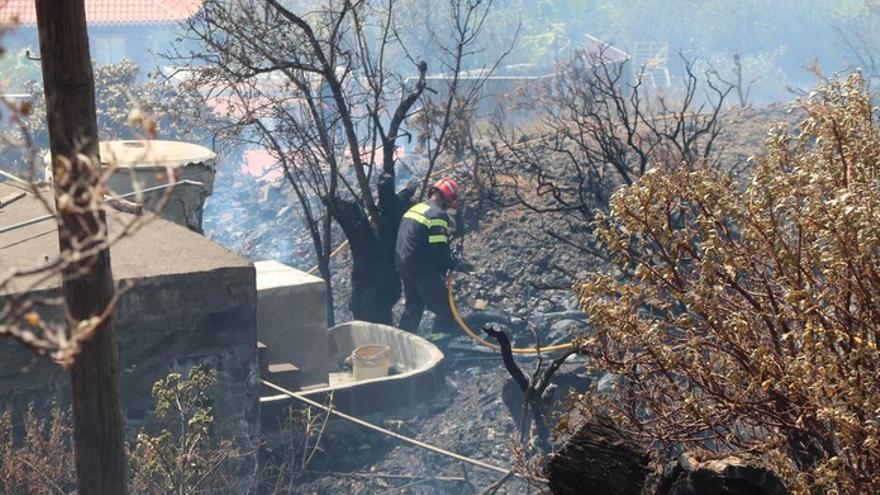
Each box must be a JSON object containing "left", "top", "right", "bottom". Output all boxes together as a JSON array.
[
  {"left": 276, "top": 357, "right": 592, "bottom": 495},
  {"left": 204, "top": 105, "right": 799, "bottom": 494},
  {"left": 275, "top": 195, "right": 591, "bottom": 494}
]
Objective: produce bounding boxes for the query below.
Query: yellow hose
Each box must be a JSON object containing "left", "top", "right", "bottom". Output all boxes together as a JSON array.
[
  {"left": 302, "top": 211, "right": 575, "bottom": 354},
  {"left": 447, "top": 272, "right": 575, "bottom": 354}
]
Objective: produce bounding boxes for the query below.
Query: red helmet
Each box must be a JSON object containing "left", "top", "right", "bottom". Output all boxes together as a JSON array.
[{"left": 431, "top": 177, "right": 461, "bottom": 209}]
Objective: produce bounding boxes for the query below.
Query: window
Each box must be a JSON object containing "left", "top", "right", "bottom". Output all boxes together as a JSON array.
[{"left": 91, "top": 35, "right": 128, "bottom": 65}]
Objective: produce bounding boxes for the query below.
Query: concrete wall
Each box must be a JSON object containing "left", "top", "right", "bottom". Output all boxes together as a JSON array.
[
  {"left": 131, "top": 163, "right": 214, "bottom": 233},
  {"left": 0, "top": 265, "right": 259, "bottom": 442},
  {"left": 255, "top": 260, "right": 328, "bottom": 388},
  {"left": 315, "top": 322, "right": 445, "bottom": 415}
]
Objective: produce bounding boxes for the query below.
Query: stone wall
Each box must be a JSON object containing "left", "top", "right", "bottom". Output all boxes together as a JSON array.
[{"left": 0, "top": 264, "right": 259, "bottom": 442}]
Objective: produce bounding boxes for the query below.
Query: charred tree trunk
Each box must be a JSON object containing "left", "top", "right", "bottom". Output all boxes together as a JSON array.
[
  {"left": 332, "top": 175, "right": 416, "bottom": 325},
  {"left": 545, "top": 415, "right": 654, "bottom": 495},
  {"left": 317, "top": 257, "right": 335, "bottom": 327},
  {"left": 484, "top": 326, "right": 575, "bottom": 454},
  {"left": 35, "top": 1, "right": 128, "bottom": 493},
  {"left": 318, "top": 209, "right": 335, "bottom": 327},
  {"left": 331, "top": 197, "right": 400, "bottom": 325}
]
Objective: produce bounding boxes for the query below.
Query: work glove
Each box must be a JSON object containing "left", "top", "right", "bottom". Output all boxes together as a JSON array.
[{"left": 453, "top": 258, "right": 475, "bottom": 273}]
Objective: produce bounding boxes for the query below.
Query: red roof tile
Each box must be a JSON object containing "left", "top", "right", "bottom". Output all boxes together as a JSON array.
[{"left": 0, "top": 0, "right": 204, "bottom": 26}]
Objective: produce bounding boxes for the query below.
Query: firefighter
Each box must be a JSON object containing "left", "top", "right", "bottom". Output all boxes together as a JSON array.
[{"left": 395, "top": 177, "right": 471, "bottom": 336}]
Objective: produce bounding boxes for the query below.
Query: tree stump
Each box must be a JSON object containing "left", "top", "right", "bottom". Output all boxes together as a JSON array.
[
  {"left": 545, "top": 417, "right": 789, "bottom": 495},
  {"left": 657, "top": 453, "right": 788, "bottom": 495},
  {"left": 545, "top": 414, "right": 655, "bottom": 495}
]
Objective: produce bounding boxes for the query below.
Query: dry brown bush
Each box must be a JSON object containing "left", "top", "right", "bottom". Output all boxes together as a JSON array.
[
  {"left": 572, "top": 73, "right": 880, "bottom": 494},
  {"left": 0, "top": 404, "right": 76, "bottom": 494}
]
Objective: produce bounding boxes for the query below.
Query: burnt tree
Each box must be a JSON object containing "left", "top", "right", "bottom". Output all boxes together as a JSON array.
[
  {"left": 177, "top": 0, "right": 498, "bottom": 324},
  {"left": 483, "top": 326, "right": 576, "bottom": 454},
  {"left": 35, "top": 0, "right": 127, "bottom": 492},
  {"left": 480, "top": 51, "right": 730, "bottom": 269}
]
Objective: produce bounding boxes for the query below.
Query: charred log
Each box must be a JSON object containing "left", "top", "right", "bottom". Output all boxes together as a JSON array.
[
  {"left": 657, "top": 453, "right": 789, "bottom": 495},
  {"left": 545, "top": 417, "right": 789, "bottom": 495},
  {"left": 545, "top": 414, "right": 654, "bottom": 495}
]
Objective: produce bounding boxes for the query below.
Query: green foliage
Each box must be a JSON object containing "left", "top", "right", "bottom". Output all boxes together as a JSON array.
[
  {"left": 0, "top": 368, "right": 251, "bottom": 494},
  {"left": 130, "top": 366, "right": 242, "bottom": 494},
  {"left": 574, "top": 73, "right": 880, "bottom": 493}
]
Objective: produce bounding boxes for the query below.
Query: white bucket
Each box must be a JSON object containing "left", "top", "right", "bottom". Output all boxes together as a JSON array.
[{"left": 352, "top": 344, "right": 391, "bottom": 381}]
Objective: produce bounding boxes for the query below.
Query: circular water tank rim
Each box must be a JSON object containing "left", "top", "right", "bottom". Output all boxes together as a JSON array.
[
  {"left": 44, "top": 140, "right": 216, "bottom": 169},
  {"left": 301, "top": 321, "right": 444, "bottom": 395},
  {"left": 100, "top": 140, "right": 216, "bottom": 168}
]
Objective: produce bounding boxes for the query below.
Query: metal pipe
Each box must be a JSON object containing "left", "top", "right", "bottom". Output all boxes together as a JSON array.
[
  {"left": 0, "top": 169, "right": 31, "bottom": 185},
  {"left": 0, "top": 180, "right": 204, "bottom": 235},
  {"left": 0, "top": 213, "right": 55, "bottom": 235}
]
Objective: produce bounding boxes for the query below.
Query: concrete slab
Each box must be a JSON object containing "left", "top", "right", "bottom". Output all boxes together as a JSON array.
[
  {"left": 255, "top": 259, "right": 323, "bottom": 290},
  {"left": 254, "top": 260, "right": 329, "bottom": 387},
  {"left": 0, "top": 182, "right": 248, "bottom": 295}
]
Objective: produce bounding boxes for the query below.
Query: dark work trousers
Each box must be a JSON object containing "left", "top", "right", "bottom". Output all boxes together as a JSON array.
[{"left": 398, "top": 264, "right": 456, "bottom": 334}]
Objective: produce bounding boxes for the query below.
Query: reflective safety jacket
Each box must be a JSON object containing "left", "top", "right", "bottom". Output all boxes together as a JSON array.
[{"left": 395, "top": 199, "right": 454, "bottom": 272}]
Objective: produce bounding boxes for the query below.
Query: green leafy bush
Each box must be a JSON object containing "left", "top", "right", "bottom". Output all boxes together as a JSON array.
[{"left": 129, "top": 366, "right": 242, "bottom": 494}]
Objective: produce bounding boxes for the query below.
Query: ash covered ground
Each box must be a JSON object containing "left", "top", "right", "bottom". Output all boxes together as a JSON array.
[{"left": 202, "top": 106, "right": 796, "bottom": 494}]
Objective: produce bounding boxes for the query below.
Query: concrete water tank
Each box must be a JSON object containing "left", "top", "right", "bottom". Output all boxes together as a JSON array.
[
  {"left": 100, "top": 140, "right": 216, "bottom": 232},
  {"left": 46, "top": 140, "right": 216, "bottom": 232}
]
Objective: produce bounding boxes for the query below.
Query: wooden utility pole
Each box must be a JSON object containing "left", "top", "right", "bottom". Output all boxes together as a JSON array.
[{"left": 34, "top": 1, "right": 128, "bottom": 493}]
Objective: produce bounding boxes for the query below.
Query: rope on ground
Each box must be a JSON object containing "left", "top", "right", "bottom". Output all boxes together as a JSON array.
[
  {"left": 261, "top": 379, "right": 518, "bottom": 477},
  {"left": 0, "top": 169, "right": 31, "bottom": 186}
]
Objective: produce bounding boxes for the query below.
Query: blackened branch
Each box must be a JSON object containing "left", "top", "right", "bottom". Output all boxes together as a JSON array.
[{"left": 483, "top": 326, "right": 528, "bottom": 392}]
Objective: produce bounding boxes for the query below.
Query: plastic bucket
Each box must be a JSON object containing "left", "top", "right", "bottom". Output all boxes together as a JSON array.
[{"left": 352, "top": 344, "right": 391, "bottom": 381}]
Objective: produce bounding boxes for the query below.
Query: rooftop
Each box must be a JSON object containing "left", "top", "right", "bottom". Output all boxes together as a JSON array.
[
  {"left": 0, "top": 181, "right": 249, "bottom": 295},
  {"left": 0, "top": 0, "right": 204, "bottom": 26}
]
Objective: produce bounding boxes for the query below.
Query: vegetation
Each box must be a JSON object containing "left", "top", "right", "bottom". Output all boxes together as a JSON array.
[
  {"left": 176, "top": 0, "right": 499, "bottom": 325},
  {"left": 573, "top": 73, "right": 880, "bottom": 493},
  {"left": 481, "top": 51, "right": 728, "bottom": 267},
  {"left": 0, "top": 368, "right": 251, "bottom": 494},
  {"left": 263, "top": 404, "right": 333, "bottom": 492},
  {"left": 0, "top": 404, "right": 76, "bottom": 494},
  {"left": 5, "top": 1, "right": 880, "bottom": 493},
  {"left": 130, "top": 367, "right": 246, "bottom": 494}
]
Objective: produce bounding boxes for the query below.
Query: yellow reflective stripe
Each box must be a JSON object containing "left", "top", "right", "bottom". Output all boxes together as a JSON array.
[
  {"left": 428, "top": 218, "right": 448, "bottom": 229},
  {"left": 403, "top": 210, "right": 430, "bottom": 226},
  {"left": 411, "top": 203, "right": 431, "bottom": 214},
  {"left": 428, "top": 234, "right": 448, "bottom": 244}
]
